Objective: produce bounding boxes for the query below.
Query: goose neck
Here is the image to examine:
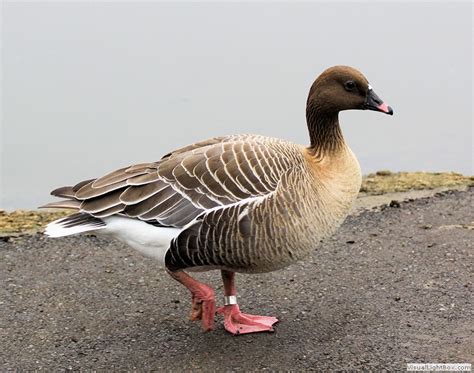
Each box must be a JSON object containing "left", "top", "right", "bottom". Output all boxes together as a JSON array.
[{"left": 306, "top": 108, "right": 344, "bottom": 156}]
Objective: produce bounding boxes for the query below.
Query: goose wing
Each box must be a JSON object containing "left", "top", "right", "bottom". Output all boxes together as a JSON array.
[{"left": 44, "top": 135, "right": 295, "bottom": 228}]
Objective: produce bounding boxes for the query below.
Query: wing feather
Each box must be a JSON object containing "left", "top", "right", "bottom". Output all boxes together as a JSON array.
[
  {"left": 80, "top": 189, "right": 123, "bottom": 213},
  {"left": 119, "top": 180, "right": 167, "bottom": 204},
  {"left": 123, "top": 186, "right": 177, "bottom": 217},
  {"left": 72, "top": 178, "right": 96, "bottom": 192},
  {"left": 44, "top": 136, "right": 296, "bottom": 228},
  {"left": 92, "top": 163, "right": 155, "bottom": 188},
  {"left": 139, "top": 192, "right": 183, "bottom": 220},
  {"left": 126, "top": 172, "right": 161, "bottom": 186},
  {"left": 76, "top": 180, "right": 127, "bottom": 199},
  {"left": 40, "top": 199, "right": 81, "bottom": 210},
  {"left": 93, "top": 203, "right": 126, "bottom": 218}
]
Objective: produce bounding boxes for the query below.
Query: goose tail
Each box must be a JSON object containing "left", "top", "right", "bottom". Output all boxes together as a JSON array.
[{"left": 44, "top": 213, "right": 106, "bottom": 238}]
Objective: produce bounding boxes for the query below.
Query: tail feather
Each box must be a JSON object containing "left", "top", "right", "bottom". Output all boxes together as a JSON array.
[{"left": 44, "top": 213, "right": 106, "bottom": 238}]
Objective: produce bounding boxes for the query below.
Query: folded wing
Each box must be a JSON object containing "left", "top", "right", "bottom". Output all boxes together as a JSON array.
[{"left": 43, "top": 135, "right": 295, "bottom": 228}]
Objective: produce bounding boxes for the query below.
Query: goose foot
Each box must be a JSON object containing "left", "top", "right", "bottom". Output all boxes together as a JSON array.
[
  {"left": 168, "top": 270, "right": 216, "bottom": 331},
  {"left": 217, "top": 304, "right": 278, "bottom": 335},
  {"left": 189, "top": 295, "right": 215, "bottom": 331}
]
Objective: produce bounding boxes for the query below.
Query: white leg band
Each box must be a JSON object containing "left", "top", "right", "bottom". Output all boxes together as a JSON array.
[{"left": 224, "top": 295, "right": 237, "bottom": 306}]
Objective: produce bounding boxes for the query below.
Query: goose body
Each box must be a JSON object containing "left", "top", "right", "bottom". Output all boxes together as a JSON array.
[
  {"left": 45, "top": 136, "right": 360, "bottom": 273},
  {"left": 165, "top": 138, "right": 362, "bottom": 273},
  {"left": 43, "top": 66, "right": 392, "bottom": 334}
]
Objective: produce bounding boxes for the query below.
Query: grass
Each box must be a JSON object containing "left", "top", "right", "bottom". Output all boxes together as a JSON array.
[{"left": 360, "top": 171, "right": 473, "bottom": 195}]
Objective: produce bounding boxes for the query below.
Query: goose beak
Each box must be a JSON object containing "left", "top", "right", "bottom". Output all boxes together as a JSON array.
[{"left": 364, "top": 87, "right": 393, "bottom": 115}]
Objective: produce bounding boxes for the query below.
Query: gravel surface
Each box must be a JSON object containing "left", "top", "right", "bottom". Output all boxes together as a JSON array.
[{"left": 1, "top": 189, "right": 472, "bottom": 370}]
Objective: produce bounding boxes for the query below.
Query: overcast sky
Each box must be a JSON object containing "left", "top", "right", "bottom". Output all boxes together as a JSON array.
[{"left": 2, "top": 1, "right": 472, "bottom": 209}]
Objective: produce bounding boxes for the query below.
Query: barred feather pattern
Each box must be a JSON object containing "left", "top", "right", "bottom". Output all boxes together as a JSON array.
[
  {"left": 44, "top": 133, "right": 361, "bottom": 273},
  {"left": 165, "top": 144, "right": 362, "bottom": 273},
  {"left": 46, "top": 135, "right": 300, "bottom": 228}
]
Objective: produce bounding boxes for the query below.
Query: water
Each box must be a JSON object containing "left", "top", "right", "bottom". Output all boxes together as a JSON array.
[{"left": 2, "top": 2, "right": 472, "bottom": 210}]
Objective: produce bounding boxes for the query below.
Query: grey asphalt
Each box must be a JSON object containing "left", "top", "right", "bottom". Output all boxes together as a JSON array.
[{"left": 1, "top": 189, "right": 472, "bottom": 370}]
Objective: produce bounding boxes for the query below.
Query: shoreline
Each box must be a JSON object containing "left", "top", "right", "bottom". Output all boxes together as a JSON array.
[{"left": 1, "top": 171, "right": 472, "bottom": 236}]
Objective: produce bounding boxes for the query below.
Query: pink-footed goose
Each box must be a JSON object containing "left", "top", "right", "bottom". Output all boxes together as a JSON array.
[{"left": 42, "top": 66, "right": 393, "bottom": 335}]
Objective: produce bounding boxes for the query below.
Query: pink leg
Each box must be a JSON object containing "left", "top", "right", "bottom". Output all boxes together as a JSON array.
[
  {"left": 167, "top": 270, "right": 215, "bottom": 332},
  {"left": 217, "top": 270, "right": 278, "bottom": 335}
]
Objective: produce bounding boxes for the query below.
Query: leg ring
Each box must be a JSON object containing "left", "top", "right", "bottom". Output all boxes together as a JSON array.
[{"left": 224, "top": 295, "right": 237, "bottom": 306}]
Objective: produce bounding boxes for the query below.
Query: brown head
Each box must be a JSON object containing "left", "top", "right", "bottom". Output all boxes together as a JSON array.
[
  {"left": 306, "top": 66, "right": 393, "bottom": 152},
  {"left": 307, "top": 65, "right": 393, "bottom": 116}
]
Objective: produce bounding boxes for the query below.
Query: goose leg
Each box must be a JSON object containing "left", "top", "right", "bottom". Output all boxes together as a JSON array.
[
  {"left": 167, "top": 270, "right": 215, "bottom": 331},
  {"left": 217, "top": 270, "right": 278, "bottom": 335}
]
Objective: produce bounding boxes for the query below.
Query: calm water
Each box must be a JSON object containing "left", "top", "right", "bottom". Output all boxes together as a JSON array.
[{"left": 2, "top": 2, "right": 472, "bottom": 210}]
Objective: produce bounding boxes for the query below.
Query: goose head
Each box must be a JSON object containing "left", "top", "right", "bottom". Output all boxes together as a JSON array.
[{"left": 307, "top": 65, "right": 393, "bottom": 115}]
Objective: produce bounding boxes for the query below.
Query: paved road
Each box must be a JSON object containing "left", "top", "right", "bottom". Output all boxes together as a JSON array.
[{"left": 1, "top": 189, "right": 472, "bottom": 370}]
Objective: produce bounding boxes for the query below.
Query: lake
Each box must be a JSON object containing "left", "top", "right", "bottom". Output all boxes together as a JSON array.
[{"left": 2, "top": 2, "right": 472, "bottom": 210}]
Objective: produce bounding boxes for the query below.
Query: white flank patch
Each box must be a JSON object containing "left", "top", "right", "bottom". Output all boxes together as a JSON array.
[
  {"left": 101, "top": 216, "right": 181, "bottom": 265},
  {"left": 45, "top": 215, "right": 181, "bottom": 266}
]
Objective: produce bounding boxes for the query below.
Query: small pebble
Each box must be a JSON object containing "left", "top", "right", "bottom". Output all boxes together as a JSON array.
[{"left": 389, "top": 200, "right": 401, "bottom": 208}]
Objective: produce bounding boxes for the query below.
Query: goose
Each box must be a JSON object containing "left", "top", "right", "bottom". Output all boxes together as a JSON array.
[{"left": 42, "top": 66, "right": 393, "bottom": 335}]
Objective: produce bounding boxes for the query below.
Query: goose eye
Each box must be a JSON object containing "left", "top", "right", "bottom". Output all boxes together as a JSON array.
[{"left": 344, "top": 81, "right": 356, "bottom": 92}]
